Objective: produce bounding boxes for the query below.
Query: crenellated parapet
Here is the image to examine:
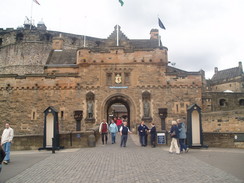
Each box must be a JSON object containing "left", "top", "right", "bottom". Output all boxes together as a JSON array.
[{"left": 76, "top": 47, "right": 168, "bottom": 65}]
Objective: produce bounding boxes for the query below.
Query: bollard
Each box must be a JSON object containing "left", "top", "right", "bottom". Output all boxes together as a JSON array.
[
  {"left": 52, "top": 138, "right": 55, "bottom": 154},
  {"left": 88, "top": 134, "right": 96, "bottom": 147}
]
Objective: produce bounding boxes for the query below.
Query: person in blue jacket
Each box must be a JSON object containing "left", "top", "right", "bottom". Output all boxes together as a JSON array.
[
  {"left": 109, "top": 120, "right": 118, "bottom": 144},
  {"left": 177, "top": 119, "right": 189, "bottom": 153},
  {"left": 138, "top": 121, "right": 149, "bottom": 147},
  {"left": 169, "top": 120, "right": 180, "bottom": 154}
]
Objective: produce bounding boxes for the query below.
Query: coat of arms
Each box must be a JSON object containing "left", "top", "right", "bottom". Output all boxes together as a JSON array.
[{"left": 115, "top": 74, "right": 122, "bottom": 84}]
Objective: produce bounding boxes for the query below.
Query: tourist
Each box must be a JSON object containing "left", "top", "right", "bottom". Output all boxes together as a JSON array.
[
  {"left": 1, "top": 123, "right": 14, "bottom": 164},
  {"left": 177, "top": 119, "right": 189, "bottom": 153},
  {"left": 149, "top": 123, "right": 157, "bottom": 148},
  {"left": 99, "top": 119, "right": 109, "bottom": 145},
  {"left": 109, "top": 120, "right": 118, "bottom": 144},
  {"left": 120, "top": 121, "right": 132, "bottom": 147},
  {"left": 116, "top": 117, "right": 123, "bottom": 132},
  {"left": 0, "top": 146, "right": 5, "bottom": 173},
  {"left": 169, "top": 120, "right": 180, "bottom": 154},
  {"left": 138, "top": 121, "right": 149, "bottom": 147}
]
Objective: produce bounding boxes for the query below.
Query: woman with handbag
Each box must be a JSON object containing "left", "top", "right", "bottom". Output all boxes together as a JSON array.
[{"left": 169, "top": 120, "right": 180, "bottom": 154}]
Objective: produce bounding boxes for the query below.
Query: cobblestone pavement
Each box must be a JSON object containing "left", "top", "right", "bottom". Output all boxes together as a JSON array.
[{"left": 5, "top": 134, "right": 244, "bottom": 183}]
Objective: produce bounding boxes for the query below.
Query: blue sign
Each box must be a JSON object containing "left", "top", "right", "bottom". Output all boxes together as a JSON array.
[
  {"left": 157, "top": 133, "right": 166, "bottom": 144},
  {"left": 109, "top": 86, "right": 128, "bottom": 89}
]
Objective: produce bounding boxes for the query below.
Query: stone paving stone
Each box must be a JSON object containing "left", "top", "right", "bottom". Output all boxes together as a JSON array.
[{"left": 6, "top": 134, "right": 243, "bottom": 183}]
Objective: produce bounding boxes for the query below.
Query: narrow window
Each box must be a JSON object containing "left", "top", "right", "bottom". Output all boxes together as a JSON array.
[
  {"left": 106, "top": 73, "right": 112, "bottom": 85},
  {"left": 61, "top": 111, "right": 64, "bottom": 119},
  {"left": 33, "top": 112, "right": 36, "bottom": 120}
]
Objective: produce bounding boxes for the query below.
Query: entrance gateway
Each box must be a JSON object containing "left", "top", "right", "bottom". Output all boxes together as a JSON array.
[{"left": 103, "top": 94, "right": 136, "bottom": 129}]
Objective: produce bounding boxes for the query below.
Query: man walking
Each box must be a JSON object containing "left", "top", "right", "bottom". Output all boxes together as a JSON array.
[
  {"left": 99, "top": 119, "right": 108, "bottom": 145},
  {"left": 120, "top": 122, "right": 131, "bottom": 147},
  {"left": 109, "top": 120, "right": 118, "bottom": 144},
  {"left": 138, "top": 121, "right": 149, "bottom": 147},
  {"left": 1, "top": 123, "right": 14, "bottom": 164}
]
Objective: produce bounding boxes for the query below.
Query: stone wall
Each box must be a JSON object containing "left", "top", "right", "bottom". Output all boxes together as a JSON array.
[
  {"left": 11, "top": 129, "right": 100, "bottom": 150},
  {"left": 0, "top": 61, "right": 202, "bottom": 135},
  {"left": 202, "top": 109, "right": 244, "bottom": 132},
  {"left": 202, "top": 92, "right": 244, "bottom": 112},
  {"left": 0, "top": 42, "right": 51, "bottom": 74},
  {"left": 203, "top": 132, "right": 244, "bottom": 148}
]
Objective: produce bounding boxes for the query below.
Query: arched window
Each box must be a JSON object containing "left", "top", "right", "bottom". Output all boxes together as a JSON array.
[
  {"left": 239, "top": 99, "right": 244, "bottom": 106},
  {"left": 16, "top": 33, "right": 24, "bottom": 42},
  {"left": 219, "top": 99, "right": 227, "bottom": 106}
]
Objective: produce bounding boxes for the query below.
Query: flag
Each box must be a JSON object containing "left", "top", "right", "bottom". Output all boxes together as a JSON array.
[
  {"left": 158, "top": 18, "right": 166, "bottom": 30},
  {"left": 33, "top": 0, "right": 40, "bottom": 5},
  {"left": 118, "top": 0, "right": 124, "bottom": 6}
]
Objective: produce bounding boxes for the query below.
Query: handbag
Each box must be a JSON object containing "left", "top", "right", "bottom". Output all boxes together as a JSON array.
[{"left": 170, "top": 131, "right": 176, "bottom": 137}]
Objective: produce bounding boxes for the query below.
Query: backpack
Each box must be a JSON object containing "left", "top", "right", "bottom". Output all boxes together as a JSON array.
[{"left": 102, "top": 123, "right": 108, "bottom": 133}]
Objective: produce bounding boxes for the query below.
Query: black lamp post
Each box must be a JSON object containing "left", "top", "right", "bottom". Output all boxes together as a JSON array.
[
  {"left": 158, "top": 108, "right": 167, "bottom": 131},
  {"left": 74, "top": 110, "right": 83, "bottom": 131}
]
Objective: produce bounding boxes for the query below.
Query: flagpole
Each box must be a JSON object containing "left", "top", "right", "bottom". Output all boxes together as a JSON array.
[
  {"left": 116, "top": 24, "right": 119, "bottom": 46},
  {"left": 83, "top": 16, "right": 86, "bottom": 48},
  {"left": 30, "top": 0, "right": 34, "bottom": 30},
  {"left": 84, "top": 35, "right": 86, "bottom": 47}
]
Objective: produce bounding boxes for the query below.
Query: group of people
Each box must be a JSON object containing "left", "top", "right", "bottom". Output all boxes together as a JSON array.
[
  {"left": 0, "top": 123, "right": 14, "bottom": 173},
  {"left": 169, "top": 119, "right": 189, "bottom": 154},
  {"left": 99, "top": 118, "right": 131, "bottom": 147},
  {"left": 99, "top": 118, "right": 157, "bottom": 148},
  {"left": 137, "top": 121, "right": 157, "bottom": 148},
  {"left": 99, "top": 117, "right": 189, "bottom": 154}
]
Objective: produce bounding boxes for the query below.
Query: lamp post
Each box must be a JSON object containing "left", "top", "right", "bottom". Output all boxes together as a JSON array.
[
  {"left": 74, "top": 110, "right": 83, "bottom": 131},
  {"left": 158, "top": 108, "right": 167, "bottom": 131}
]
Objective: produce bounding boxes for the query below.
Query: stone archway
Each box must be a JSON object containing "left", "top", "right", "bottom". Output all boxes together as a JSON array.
[{"left": 103, "top": 94, "right": 135, "bottom": 129}]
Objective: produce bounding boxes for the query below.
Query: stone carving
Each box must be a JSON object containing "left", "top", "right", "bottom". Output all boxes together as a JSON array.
[
  {"left": 143, "top": 100, "right": 150, "bottom": 118},
  {"left": 86, "top": 92, "right": 95, "bottom": 120},
  {"left": 87, "top": 101, "right": 93, "bottom": 118}
]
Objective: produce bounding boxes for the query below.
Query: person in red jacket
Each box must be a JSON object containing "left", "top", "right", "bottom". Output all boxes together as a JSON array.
[
  {"left": 99, "top": 119, "right": 109, "bottom": 145},
  {"left": 116, "top": 117, "right": 123, "bottom": 132}
]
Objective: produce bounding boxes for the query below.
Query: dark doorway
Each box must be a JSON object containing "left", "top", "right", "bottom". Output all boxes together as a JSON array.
[{"left": 106, "top": 96, "right": 130, "bottom": 128}]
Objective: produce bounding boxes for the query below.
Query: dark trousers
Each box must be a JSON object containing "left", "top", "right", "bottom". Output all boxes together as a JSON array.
[
  {"left": 151, "top": 135, "right": 156, "bottom": 147},
  {"left": 101, "top": 133, "right": 108, "bottom": 144},
  {"left": 139, "top": 135, "right": 146, "bottom": 146},
  {"left": 120, "top": 135, "right": 128, "bottom": 147},
  {"left": 179, "top": 138, "right": 187, "bottom": 151}
]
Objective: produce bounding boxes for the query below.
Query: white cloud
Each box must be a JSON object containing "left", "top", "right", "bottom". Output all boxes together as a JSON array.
[{"left": 0, "top": 0, "right": 244, "bottom": 78}]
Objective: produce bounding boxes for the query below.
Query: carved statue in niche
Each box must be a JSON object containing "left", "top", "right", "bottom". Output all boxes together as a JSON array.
[
  {"left": 143, "top": 99, "right": 150, "bottom": 118},
  {"left": 142, "top": 91, "right": 152, "bottom": 120},
  {"left": 87, "top": 100, "right": 93, "bottom": 118},
  {"left": 86, "top": 92, "right": 95, "bottom": 119}
]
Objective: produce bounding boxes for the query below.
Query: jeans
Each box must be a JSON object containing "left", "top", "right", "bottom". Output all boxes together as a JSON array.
[
  {"left": 3, "top": 142, "right": 11, "bottom": 162},
  {"left": 111, "top": 133, "right": 116, "bottom": 144},
  {"left": 120, "top": 135, "right": 128, "bottom": 147},
  {"left": 139, "top": 135, "right": 146, "bottom": 146},
  {"left": 179, "top": 139, "right": 187, "bottom": 151},
  {"left": 101, "top": 133, "right": 108, "bottom": 144}
]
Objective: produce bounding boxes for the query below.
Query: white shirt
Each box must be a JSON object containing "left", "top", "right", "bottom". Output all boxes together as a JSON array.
[
  {"left": 120, "top": 126, "right": 131, "bottom": 133},
  {"left": 1, "top": 127, "right": 14, "bottom": 145}
]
